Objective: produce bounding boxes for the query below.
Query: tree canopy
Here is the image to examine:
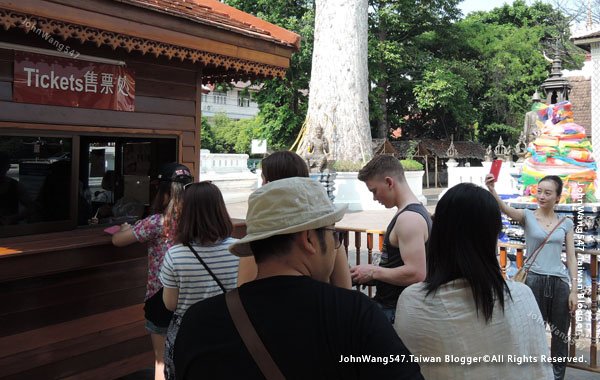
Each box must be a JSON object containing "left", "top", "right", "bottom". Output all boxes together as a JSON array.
[{"left": 217, "top": 0, "right": 585, "bottom": 153}]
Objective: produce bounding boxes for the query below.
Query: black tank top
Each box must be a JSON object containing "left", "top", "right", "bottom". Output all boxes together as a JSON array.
[{"left": 374, "top": 203, "right": 432, "bottom": 308}]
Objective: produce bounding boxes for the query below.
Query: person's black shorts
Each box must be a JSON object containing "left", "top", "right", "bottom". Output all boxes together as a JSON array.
[{"left": 144, "top": 288, "right": 173, "bottom": 335}]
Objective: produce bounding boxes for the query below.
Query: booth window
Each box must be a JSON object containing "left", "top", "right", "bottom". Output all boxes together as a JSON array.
[
  {"left": 1, "top": 132, "right": 177, "bottom": 238},
  {"left": 80, "top": 136, "right": 177, "bottom": 227},
  {"left": 0, "top": 135, "right": 74, "bottom": 237}
]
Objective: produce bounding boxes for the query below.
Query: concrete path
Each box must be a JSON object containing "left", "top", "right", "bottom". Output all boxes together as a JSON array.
[{"left": 226, "top": 187, "right": 442, "bottom": 232}]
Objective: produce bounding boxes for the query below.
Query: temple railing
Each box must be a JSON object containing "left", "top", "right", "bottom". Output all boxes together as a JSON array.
[
  {"left": 338, "top": 227, "right": 384, "bottom": 298},
  {"left": 337, "top": 227, "right": 599, "bottom": 373}
]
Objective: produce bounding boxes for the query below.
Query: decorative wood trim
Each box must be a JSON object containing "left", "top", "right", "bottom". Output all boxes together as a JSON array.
[
  {"left": 0, "top": 121, "right": 183, "bottom": 137},
  {"left": 0, "top": 8, "right": 288, "bottom": 81}
]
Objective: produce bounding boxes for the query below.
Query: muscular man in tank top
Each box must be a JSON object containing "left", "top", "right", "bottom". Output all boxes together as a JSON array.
[{"left": 350, "top": 156, "right": 432, "bottom": 323}]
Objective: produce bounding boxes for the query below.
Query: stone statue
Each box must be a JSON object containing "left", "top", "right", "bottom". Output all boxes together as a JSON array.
[
  {"left": 494, "top": 137, "right": 507, "bottom": 160},
  {"left": 484, "top": 145, "right": 493, "bottom": 162},
  {"left": 523, "top": 91, "right": 542, "bottom": 145},
  {"left": 505, "top": 145, "right": 513, "bottom": 163},
  {"left": 515, "top": 132, "right": 527, "bottom": 162},
  {"left": 305, "top": 126, "right": 330, "bottom": 172}
]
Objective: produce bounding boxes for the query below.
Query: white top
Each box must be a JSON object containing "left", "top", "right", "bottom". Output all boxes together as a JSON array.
[
  {"left": 395, "top": 279, "right": 552, "bottom": 380},
  {"left": 160, "top": 238, "right": 239, "bottom": 316}
]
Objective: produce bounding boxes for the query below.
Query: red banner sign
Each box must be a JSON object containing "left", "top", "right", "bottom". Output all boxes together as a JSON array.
[{"left": 13, "top": 52, "right": 135, "bottom": 111}]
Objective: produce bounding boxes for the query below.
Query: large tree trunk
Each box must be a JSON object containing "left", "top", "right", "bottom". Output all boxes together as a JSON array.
[{"left": 297, "top": 0, "right": 372, "bottom": 164}]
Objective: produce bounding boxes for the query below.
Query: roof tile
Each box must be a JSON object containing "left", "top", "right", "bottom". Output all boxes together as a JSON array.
[{"left": 116, "top": 0, "right": 300, "bottom": 49}]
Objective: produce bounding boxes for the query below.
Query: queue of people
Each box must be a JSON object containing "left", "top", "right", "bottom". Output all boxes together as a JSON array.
[{"left": 111, "top": 152, "right": 578, "bottom": 380}]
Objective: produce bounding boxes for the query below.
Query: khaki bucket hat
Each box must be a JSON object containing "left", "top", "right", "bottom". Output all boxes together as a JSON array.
[{"left": 229, "top": 177, "right": 347, "bottom": 257}]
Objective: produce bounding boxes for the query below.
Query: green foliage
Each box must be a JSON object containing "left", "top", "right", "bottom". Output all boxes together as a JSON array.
[
  {"left": 405, "top": 140, "right": 419, "bottom": 161},
  {"left": 224, "top": 1, "right": 314, "bottom": 150},
  {"left": 203, "top": 113, "right": 263, "bottom": 154},
  {"left": 367, "top": 0, "right": 584, "bottom": 144},
  {"left": 219, "top": 0, "right": 584, "bottom": 151},
  {"left": 480, "top": 123, "right": 521, "bottom": 146},
  {"left": 400, "top": 159, "right": 424, "bottom": 171},
  {"left": 413, "top": 67, "right": 474, "bottom": 137},
  {"left": 368, "top": 0, "right": 462, "bottom": 138},
  {"left": 332, "top": 160, "right": 365, "bottom": 172},
  {"left": 200, "top": 116, "right": 216, "bottom": 152}
]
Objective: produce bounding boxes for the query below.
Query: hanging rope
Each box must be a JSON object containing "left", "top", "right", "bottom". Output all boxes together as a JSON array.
[{"left": 289, "top": 117, "right": 309, "bottom": 151}]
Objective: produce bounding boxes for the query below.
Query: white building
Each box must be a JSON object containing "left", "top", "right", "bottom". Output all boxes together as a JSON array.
[{"left": 201, "top": 81, "right": 260, "bottom": 120}]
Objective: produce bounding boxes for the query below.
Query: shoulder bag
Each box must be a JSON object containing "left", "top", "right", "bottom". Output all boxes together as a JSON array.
[
  {"left": 186, "top": 243, "right": 227, "bottom": 293},
  {"left": 226, "top": 289, "right": 285, "bottom": 380},
  {"left": 513, "top": 217, "right": 566, "bottom": 283}
]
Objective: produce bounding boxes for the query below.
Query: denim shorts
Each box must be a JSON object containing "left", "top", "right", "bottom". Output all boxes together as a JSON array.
[
  {"left": 143, "top": 288, "right": 173, "bottom": 336},
  {"left": 145, "top": 318, "right": 169, "bottom": 335}
]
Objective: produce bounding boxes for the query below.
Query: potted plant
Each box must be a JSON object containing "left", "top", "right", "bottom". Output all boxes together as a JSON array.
[{"left": 331, "top": 160, "right": 387, "bottom": 211}]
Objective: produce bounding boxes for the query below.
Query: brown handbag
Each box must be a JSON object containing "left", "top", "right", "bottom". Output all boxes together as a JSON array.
[
  {"left": 513, "top": 217, "right": 566, "bottom": 283},
  {"left": 226, "top": 288, "right": 285, "bottom": 380}
]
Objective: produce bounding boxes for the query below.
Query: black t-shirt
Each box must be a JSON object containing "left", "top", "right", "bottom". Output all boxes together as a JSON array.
[
  {"left": 174, "top": 276, "right": 423, "bottom": 380},
  {"left": 374, "top": 203, "right": 432, "bottom": 309}
]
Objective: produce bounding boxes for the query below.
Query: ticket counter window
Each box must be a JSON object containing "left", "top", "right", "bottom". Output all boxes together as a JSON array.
[
  {"left": 1, "top": 133, "right": 176, "bottom": 238},
  {"left": 0, "top": 136, "right": 73, "bottom": 233},
  {"left": 80, "top": 136, "right": 176, "bottom": 226}
]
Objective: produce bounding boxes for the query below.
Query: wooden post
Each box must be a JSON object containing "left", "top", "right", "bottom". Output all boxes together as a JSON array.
[
  {"left": 354, "top": 231, "right": 362, "bottom": 265},
  {"left": 425, "top": 154, "right": 429, "bottom": 188},
  {"left": 499, "top": 246, "right": 507, "bottom": 279},
  {"left": 516, "top": 248, "right": 524, "bottom": 269},
  {"left": 366, "top": 232, "right": 374, "bottom": 298},
  {"left": 435, "top": 157, "right": 438, "bottom": 188},
  {"left": 342, "top": 230, "right": 350, "bottom": 259},
  {"left": 590, "top": 253, "right": 598, "bottom": 367}
]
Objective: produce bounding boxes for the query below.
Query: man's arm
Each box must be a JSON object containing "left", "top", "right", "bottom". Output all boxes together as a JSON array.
[{"left": 372, "top": 212, "right": 427, "bottom": 286}]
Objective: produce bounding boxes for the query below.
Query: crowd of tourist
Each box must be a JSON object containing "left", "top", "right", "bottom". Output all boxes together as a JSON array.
[{"left": 112, "top": 151, "right": 578, "bottom": 380}]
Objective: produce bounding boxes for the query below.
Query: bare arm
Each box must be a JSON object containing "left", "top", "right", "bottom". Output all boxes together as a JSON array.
[
  {"left": 565, "top": 229, "right": 578, "bottom": 312},
  {"left": 162, "top": 286, "right": 179, "bottom": 312},
  {"left": 237, "top": 256, "right": 258, "bottom": 286},
  {"left": 111, "top": 223, "right": 138, "bottom": 247},
  {"left": 485, "top": 173, "right": 524, "bottom": 223},
  {"left": 371, "top": 213, "right": 427, "bottom": 286},
  {"left": 329, "top": 247, "right": 352, "bottom": 289}
]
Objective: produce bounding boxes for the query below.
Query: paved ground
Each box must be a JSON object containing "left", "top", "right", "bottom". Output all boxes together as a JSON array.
[
  {"left": 120, "top": 188, "right": 599, "bottom": 380},
  {"left": 226, "top": 187, "right": 441, "bottom": 231}
]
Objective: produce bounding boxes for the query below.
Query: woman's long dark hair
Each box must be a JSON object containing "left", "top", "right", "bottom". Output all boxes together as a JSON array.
[
  {"left": 151, "top": 181, "right": 185, "bottom": 239},
  {"left": 425, "top": 183, "right": 510, "bottom": 323},
  {"left": 177, "top": 182, "right": 232, "bottom": 245}
]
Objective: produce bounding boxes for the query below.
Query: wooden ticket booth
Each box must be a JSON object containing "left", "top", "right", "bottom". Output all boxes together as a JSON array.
[{"left": 0, "top": 1, "right": 298, "bottom": 378}]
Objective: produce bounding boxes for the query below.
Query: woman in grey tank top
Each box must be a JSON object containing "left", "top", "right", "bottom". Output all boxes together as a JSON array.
[{"left": 486, "top": 174, "right": 577, "bottom": 380}]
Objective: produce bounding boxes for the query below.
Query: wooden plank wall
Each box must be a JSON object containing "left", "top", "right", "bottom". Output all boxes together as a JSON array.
[
  {"left": 0, "top": 234, "right": 151, "bottom": 379},
  {"left": 0, "top": 45, "right": 200, "bottom": 175},
  {"left": 0, "top": 37, "right": 203, "bottom": 378}
]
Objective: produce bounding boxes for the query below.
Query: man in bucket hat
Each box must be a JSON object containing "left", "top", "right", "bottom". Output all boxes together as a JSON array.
[{"left": 173, "top": 178, "right": 423, "bottom": 380}]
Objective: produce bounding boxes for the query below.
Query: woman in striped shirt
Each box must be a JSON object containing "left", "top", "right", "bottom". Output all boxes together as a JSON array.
[{"left": 160, "top": 181, "right": 239, "bottom": 380}]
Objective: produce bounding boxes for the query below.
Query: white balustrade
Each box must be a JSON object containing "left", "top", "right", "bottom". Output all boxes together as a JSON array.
[
  {"left": 199, "top": 149, "right": 257, "bottom": 202},
  {"left": 441, "top": 161, "right": 521, "bottom": 200}
]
